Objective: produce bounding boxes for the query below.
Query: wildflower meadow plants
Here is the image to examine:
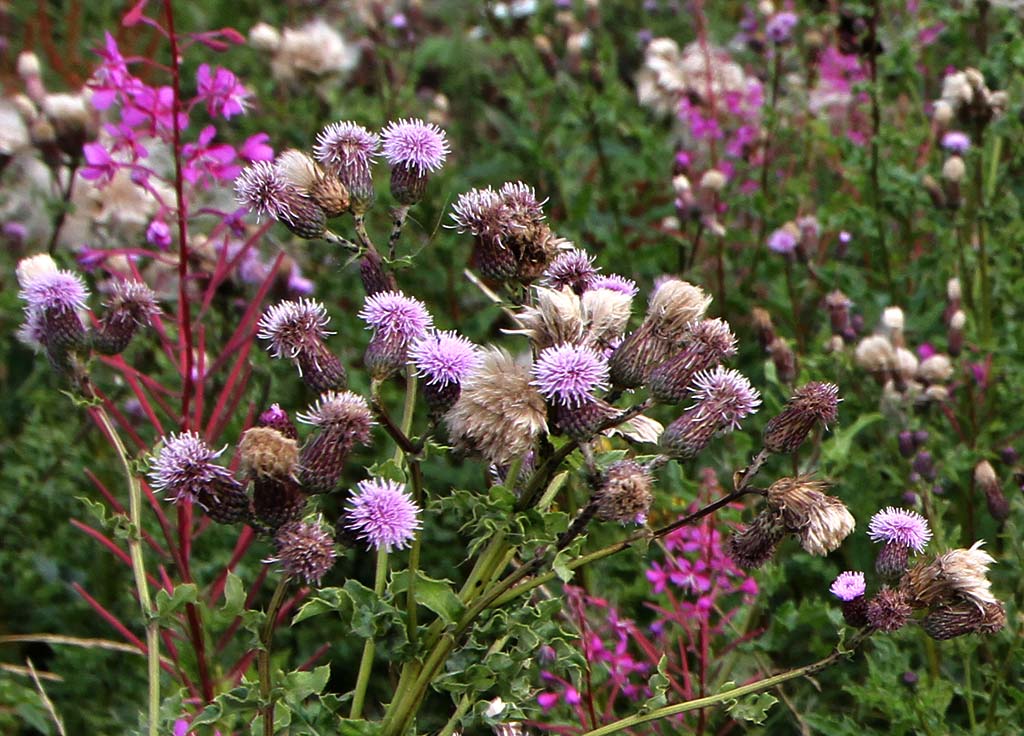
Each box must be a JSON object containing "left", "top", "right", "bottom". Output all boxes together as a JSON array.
[{"left": 4, "top": 2, "right": 1024, "bottom": 735}]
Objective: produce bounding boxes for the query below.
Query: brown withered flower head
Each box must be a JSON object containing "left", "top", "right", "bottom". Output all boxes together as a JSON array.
[
  {"left": 866, "top": 588, "right": 913, "bottom": 632},
  {"left": 766, "top": 475, "right": 855, "bottom": 556},
  {"left": 594, "top": 460, "right": 654, "bottom": 525},
  {"left": 762, "top": 381, "right": 840, "bottom": 454},
  {"left": 900, "top": 541, "right": 998, "bottom": 611},
  {"left": 726, "top": 507, "right": 787, "bottom": 570}
]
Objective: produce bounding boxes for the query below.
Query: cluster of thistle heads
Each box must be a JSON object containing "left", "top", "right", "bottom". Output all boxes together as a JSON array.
[
  {"left": 830, "top": 507, "right": 1004, "bottom": 641},
  {"left": 15, "top": 253, "right": 159, "bottom": 376},
  {"left": 235, "top": 117, "right": 450, "bottom": 241}
]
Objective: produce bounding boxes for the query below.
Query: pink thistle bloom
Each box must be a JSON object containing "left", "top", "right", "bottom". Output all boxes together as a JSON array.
[
  {"left": 409, "top": 330, "right": 481, "bottom": 386},
  {"left": 448, "top": 186, "right": 513, "bottom": 241},
  {"left": 688, "top": 366, "right": 761, "bottom": 430},
  {"left": 235, "top": 161, "right": 303, "bottom": 223},
  {"left": 313, "top": 121, "right": 379, "bottom": 179},
  {"left": 380, "top": 118, "right": 450, "bottom": 175},
  {"left": 588, "top": 274, "right": 638, "bottom": 297},
  {"left": 239, "top": 132, "right": 274, "bottom": 162},
  {"left": 542, "top": 249, "right": 600, "bottom": 293},
  {"left": 258, "top": 298, "right": 334, "bottom": 359},
  {"left": 830, "top": 571, "right": 866, "bottom": 601},
  {"left": 195, "top": 63, "right": 249, "bottom": 119},
  {"left": 867, "top": 507, "right": 932, "bottom": 553},
  {"left": 498, "top": 180, "right": 546, "bottom": 223},
  {"left": 344, "top": 478, "right": 422, "bottom": 552},
  {"left": 767, "top": 226, "right": 799, "bottom": 254},
  {"left": 18, "top": 268, "right": 89, "bottom": 313},
  {"left": 148, "top": 431, "right": 236, "bottom": 505},
  {"left": 766, "top": 12, "right": 798, "bottom": 43},
  {"left": 941, "top": 131, "right": 971, "bottom": 154},
  {"left": 79, "top": 142, "right": 119, "bottom": 183},
  {"left": 532, "top": 343, "right": 610, "bottom": 407},
  {"left": 358, "top": 290, "right": 433, "bottom": 343}
]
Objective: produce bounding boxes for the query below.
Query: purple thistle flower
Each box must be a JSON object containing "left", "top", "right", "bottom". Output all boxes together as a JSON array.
[
  {"left": 344, "top": 478, "right": 422, "bottom": 552},
  {"left": 358, "top": 290, "right": 433, "bottom": 343},
  {"left": 941, "top": 131, "right": 971, "bottom": 154},
  {"left": 767, "top": 225, "right": 799, "bottom": 254},
  {"left": 18, "top": 267, "right": 89, "bottom": 313},
  {"left": 297, "top": 390, "right": 373, "bottom": 438},
  {"left": 542, "top": 249, "right": 600, "bottom": 294},
  {"left": 765, "top": 12, "right": 798, "bottom": 43},
  {"left": 588, "top": 274, "right": 639, "bottom": 297},
  {"left": 830, "top": 571, "right": 866, "bottom": 601},
  {"left": 448, "top": 186, "right": 514, "bottom": 242},
  {"left": 266, "top": 517, "right": 337, "bottom": 585},
  {"left": 409, "top": 330, "right": 481, "bottom": 386},
  {"left": 867, "top": 507, "right": 932, "bottom": 553},
  {"left": 498, "top": 180, "right": 546, "bottom": 223},
  {"left": 235, "top": 161, "right": 300, "bottom": 222},
  {"left": 314, "top": 121, "right": 379, "bottom": 174},
  {"left": 688, "top": 366, "right": 761, "bottom": 430},
  {"left": 16, "top": 310, "right": 46, "bottom": 351},
  {"left": 257, "top": 299, "right": 334, "bottom": 359},
  {"left": 148, "top": 432, "right": 235, "bottom": 504},
  {"left": 532, "top": 343, "right": 610, "bottom": 407},
  {"left": 380, "top": 118, "right": 450, "bottom": 175}
]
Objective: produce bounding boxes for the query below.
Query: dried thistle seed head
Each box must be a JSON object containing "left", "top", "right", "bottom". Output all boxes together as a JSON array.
[
  {"left": 266, "top": 517, "right": 337, "bottom": 585},
  {"left": 275, "top": 149, "right": 322, "bottom": 193},
  {"left": 444, "top": 347, "right": 548, "bottom": 466},
  {"left": 866, "top": 588, "right": 912, "bottom": 632},
  {"left": 508, "top": 286, "right": 586, "bottom": 350},
  {"left": 726, "top": 508, "right": 786, "bottom": 570},
  {"left": 923, "top": 600, "right": 1005, "bottom": 640},
  {"left": 900, "top": 541, "right": 998, "bottom": 610},
  {"left": 917, "top": 354, "right": 953, "bottom": 384},
  {"left": 762, "top": 381, "right": 841, "bottom": 454},
  {"left": 594, "top": 460, "right": 653, "bottom": 524},
  {"left": 239, "top": 426, "right": 299, "bottom": 479},
  {"left": 581, "top": 287, "right": 633, "bottom": 350},
  {"left": 854, "top": 334, "right": 895, "bottom": 374},
  {"left": 767, "top": 475, "right": 855, "bottom": 555},
  {"left": 646, "top": 278, "right": 712, "bottom": 339},
  {"left": 699, "top": 168, "right": 727, "bottom": 192}
]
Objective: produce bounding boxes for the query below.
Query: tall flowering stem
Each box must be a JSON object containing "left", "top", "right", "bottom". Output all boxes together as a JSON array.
[
  {"left": 259, "top": 576, "right": 290, "bottom": 736},
  {"left": 91, "top": 405, "right": 159, "bottom": 736}
]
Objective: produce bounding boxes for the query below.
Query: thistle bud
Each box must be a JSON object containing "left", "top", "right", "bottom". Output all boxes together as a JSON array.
[
  {"left": 751, "top": 307, "right": 776, "bottom": 352},
  {"left": 258, "top": 404, "right": 299, "bottom": 440},
  {"left": 359, "top": 250, "right": 399, "bottom": 296},
  {"left": 94, "top": 280, "right": 160, "bottom": 355},
  {"left": 763, "top": 381, "right": 840, "bottom": 454},
  {"left": 297, "top": 391, "right": 374, "bottom": 493},
  {"left": 948, "top": 309, "right": 966, "bottom": 356},
  {"left": 266, "top": 517, "right": 337, "bottom": 585},
  {"left": 975, "top": 460, "right": 1009, "bottom": 522},
  {"left": 726, "top": 508, "right": 786, "bottom": 570},
  {"left": 648, "top": 318, "right": 738, "bottom": 404},
  {"left": 768, "top": 337, "right": 797, "bottom": 384},
  {"left": 594, "top": 460, "right": 653, "bottom": 525}
]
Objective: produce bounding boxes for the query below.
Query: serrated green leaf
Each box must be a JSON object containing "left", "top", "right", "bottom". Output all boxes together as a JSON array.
[
  {"left": 726, "top": 692, "right": 778, "bottom": 725},
  {"left": 390, "top": 570, "right": 464, "bottom": 625},
  {"left": 367, "top": 458, "right": 407, "bottom": 483},
  {"left": 155, "top": 583, "right": 198, "bottom": 619},
  {"left": 283, "top": 665, "right": 331, "bottom": 701},
  {"left": 552, "top": 550, "right": 574, "bottom": 583}
]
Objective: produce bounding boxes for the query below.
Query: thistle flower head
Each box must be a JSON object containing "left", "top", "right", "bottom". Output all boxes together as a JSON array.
[
  {"left": 409, "top": 330, "right": 481, "bottom": 387},
  {"left": 498, "top": 180, "right": 546, "bottom": 223},
  {"left": 239, "top": 426, "right": 299, "bottom": 479},
  {"left": 16, "top": 254, "right": 59, "bottom": 289},
  {"left": 18, "top": 267, "right": 89, "bottom": 313},
  {"left": 297, "top": 390, "right": 373, "bottom": 441},
  {"left": 258, "top": 403, "right": 298, "bottom": 439},
  {"left": 763, "top": 381, "right": 841, "bottom": 454},
  {"left": 830, "top": 571, "right": 866, "bottom": 602},
  {"left": 688, "top": 366, "right": 761, "bottom": 430},
  {"left": 589, "top": 274, "right": 638, "bottom": 297},
  {"left": 313, "top": 121, "right": 379, "bottom": 177},
  {"left": 380, "top": 118, "right": 449, "bottom": 174},
  {"left": 542, "top": 250, "right": 599, "bottom": 293},
  {"left": 941, "top": 131, "right": 971, "bottom": 154},
  {"left": 866, "top": 588, "right": 912, "bottom": 632},
  {"left": 767, "top": 476, "right": 855, "bottom": 556},
  {"left": 235, "top": 161, "right": 297, "bottom": 221},
  {"left": 532, "top": 343, "right": 610, "bottom": 407},
  {"left": 258, "top": 299, "right": 333, "bottom": 359},
  {"left": 148, "top": 431, "right": 233, "bottom": 504},
  {"left": 509, "top": 286, "right": 586, "bottom": 350},
  {"left": 267, "top": 518, "right": 337, "bottom": 585},
  {"left": 358, "top": 290, "right": 433, "bottom": 343},
  {"left": 595, "top": 460, "right": 653, "bottom": 524},
  {"left": 767, "top": 223, "right": 799, "bottom": 254},
  {"left": 687, "top": 318, "right": 738, "bottom": 359},
  {"left": 867, "top": 507, "right": 932, "bottom": 553},
  {"left": 274, "top": 148, "right": 321, "bottom": 192},
  {"left": 106, "top": 280, "right": 160, "bottom": 322},
  {"left": 344, "top": 478, "right": 422, "bottom": 551},
  {"left": 449, "top": 186, "right": 514, "bottom": 241}
]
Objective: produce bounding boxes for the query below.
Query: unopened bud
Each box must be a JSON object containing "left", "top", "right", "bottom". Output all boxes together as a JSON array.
[{"left": 975, "top": 460, "right": 1009, "bottom": 522}]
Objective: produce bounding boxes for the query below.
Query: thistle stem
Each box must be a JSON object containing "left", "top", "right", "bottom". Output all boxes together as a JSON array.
[
  {"left": 259, "top": 576, "right": 290, "bottom": 736},
  {"left": 350, "top": 548, "right": 389, "bottom": 719},
  {"left": 388, "top": 205, "right": 410, "bottom": 260}
]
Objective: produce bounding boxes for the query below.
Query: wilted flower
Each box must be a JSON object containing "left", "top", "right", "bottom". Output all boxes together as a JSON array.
[
  {"left": 266, "top": 517, "right": 337, "bottom": 585},
  {"left": 764, "top": 475, "right": 855, "bottom": 556},
  {"left": 274, "top": 148, "right": 349, "bottom": 218},
  {"left": 240, "top": 426, "right": 306, "bottom": 530},
  {"left": 726, "top": 508, "right": 786, "bottom": 570},
  {"left": 594, "top": 460, "right": 653, "bottom": 525},
  {"left": 344, "top": 478, "right": 422, "bottom": 552},
  {"left": 866, "top": 588, "right": 912, "bottom": 632},
  {"left": 923, "top": 599, "right": 1005, "bottom": 640},
  {"left": 660, "top": 367, "right": 760, "bottom": 458},
  {"left": 762, "top": 381, "right": 840, "bottom": 454},
  {"left": 148, "top": 432, "right": 248, "bottom": 523},
  {"left": 900, "top": 541, "right": 998, "bottom": 611}
]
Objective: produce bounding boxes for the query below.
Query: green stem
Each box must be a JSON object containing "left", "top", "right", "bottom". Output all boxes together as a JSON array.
[
  {"left": 406, "top": 461, "right": 424, "bottom": 644},
  {"left": 259, "top": 576, "right": 290, "bottom": 736},
  {"left": 351, "top": 549, "right": 389, "bottom": 719},
  {"left": 437, "top": 695, "right": 474, "bottom": 736},
  {"left": 94, "top": 407, "right": 159, "bottom": 736},
  {"left": 962, "top": 640, "right": 977, "bottom": 730},
  {"left": 577, "top": 637, "right": 867, "bottom": 736}
]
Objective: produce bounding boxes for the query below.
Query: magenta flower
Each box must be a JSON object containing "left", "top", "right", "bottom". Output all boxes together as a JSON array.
[
  {"left": 689, "top": 366, "right": 761, "bottom": 430},
  {"left": 18, "top": 267, "right": 89, "bottom": 313},
  {"left": 358, "top": 290, "right": 433, "bottom": 343},
  {"left": 195, "top": 63, "right": 249, "bottom": 119},
  {"left": 380, "top": 118, "right": 450, "bottom": 175},
  {"left": 532, "top": 343, "right": 610, "bottom": 407},
  {"left": 103, "top": 122, "right": 148, "bottom": 160},
  {"left": 867, "top": 507, "right": 932, "bottom": 553},
  {"left": 287, "top": 266, "right": 315, "bottom": 296},
  {"left": 146, "top": 218, "right": 172, "bottom": 250},
  {"left": 941, "top": 131, "right": 971, "bottom": 154},
  {"left": 409, "top": 330, "right": 481, "bottom": 386},
  {"left": 89, "top": 32, "right": 136, "bottom": 110},
  {"left": 767, "top": 225, "right": 799, "bottom": 254},
  {"left": 588, "top": 274, "right": 638, "bottom": 297},
  {"left": 79, "top": 142, "right": 119, "bottom": 183},
  {"left": 344, "top": 479, "right": 422, "bottom": 552},
  {"left": 830, "top": 571, "right": 866, "bottom": 601},
  {"left": 122, "top": 85, "right": 189, "bottom": 136},
  {"left": 542, "top": 250, "right": 600, "bottom": 293},
  {"left": 239, "top": 132, "right": 274, "bottom": 162},
  {"left": 182, "top": 125, "right": 240, "bottom": 186},
  {"left": 766, "top": 12, "right": 798, "bottom": 43}
]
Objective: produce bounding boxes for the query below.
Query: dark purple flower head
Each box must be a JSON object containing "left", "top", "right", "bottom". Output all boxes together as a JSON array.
[
  {"left": 18, "top": 266, "right": 89, "bottom": 314},
  {"left": 588, "top": 274, "right": 639, "bottom": 297},
  {"left": 767, "top": 224, "right": 799, "bottom": 254},
  {"left": 867, "top": 507, "right": 932, "bottom": 553},
  {"left": 941, "top": 131, "right": 971, "bottom": 154},
  {"left": 148, "top": 431, "right": 233, "bottom": 504},
  {"left": 297, "top": 390, "right": 373, "bottom": 440},
  {"left": 532, "top": 343, "right": 610, "bottom": 407},
  {"left": 409, "top": 330, "right": 481, "bottom": 386},
  {"left": 688, "top": 366, "right": 761, "bottom": 430},
  {"left": 266, "top": 517, "right": 337, "bottom": 585},
  {"left": 257, "top": 299, "right": 334, "bottom": 359},
  {"left": 313, "top": 121, "right": 379, "bottom": 178},
  {"left": 380, "top": 118, "right": 450, "bottom": 174},
  {"left": 830, "top": 571, "right": 866, "bottom": 601},
  {"left": 498, "top": 180, "right": 546, "bottom": 224},
  {"left": 106, "top": 279, "right": 160, "bottom": 322},
  {"left": 766, "top": 12, "right": 799, "bottom": 43},
  {"left": 344, "top": 478, "right": 422, "bottom": 551},
  {"left": 448, "top": 187, "right": 514, "bottom": 242},
  {"left": 542, "top": 250, "right": 600, "bottom": 292},
  {"left": 358, "top": 290, "right": 433, "bottom": 343}
]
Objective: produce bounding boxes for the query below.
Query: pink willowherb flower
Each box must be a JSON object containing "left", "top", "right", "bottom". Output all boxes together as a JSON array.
[
  {"left": 239, "top": 132, "right": 274, "bottom": 162},
  {"left": 532, "top": 343, "right": 610, "bottom": 408},
  {"left": 182, "top": 125, "right": 240, "bottom": 186},
  {"left": 344, "top": 479, "right": 422, "bottom": 552},
  {"left": 88, "top": 32, "right": 136, "bottom": 110},
  {"left": 195, "top": 63, "right": 249, "bottom": 119},
  {"left": 79, "top": 142, "right": 119, "bottom": 183}
]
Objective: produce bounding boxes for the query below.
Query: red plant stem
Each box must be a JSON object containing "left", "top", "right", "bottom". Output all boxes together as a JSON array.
[
  {"left": 162, "top": 0, "right": 195, "bottom": 429},
  {"left": 70, "top": 520, "right": 163, "bottom": 590},
  {"left": 227, "top": 650, "right": 257, "bottom": 685},
  {"left": 198, "top": 222, "right": 272, "bottom": 314},
  {"left": 205, "top": 340, "right": 255, "bottom": 439},
  {"left": 192, "top": 324, "right": 207, "bottom": 429},
  {"left": 88, "top": 397, "right": 146, "bottom": 451},
  {"left": 208, "top": 526, "right": 256, "bottom": 604},
  {"left": 140, "top": 479, "right": 182, "bottom": 568},
  {"left": 297, "top": 643, "right": 331, "bottom": 672},
  {"left": 207, "top": 364, "right": 254, "bottom": 441}
]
